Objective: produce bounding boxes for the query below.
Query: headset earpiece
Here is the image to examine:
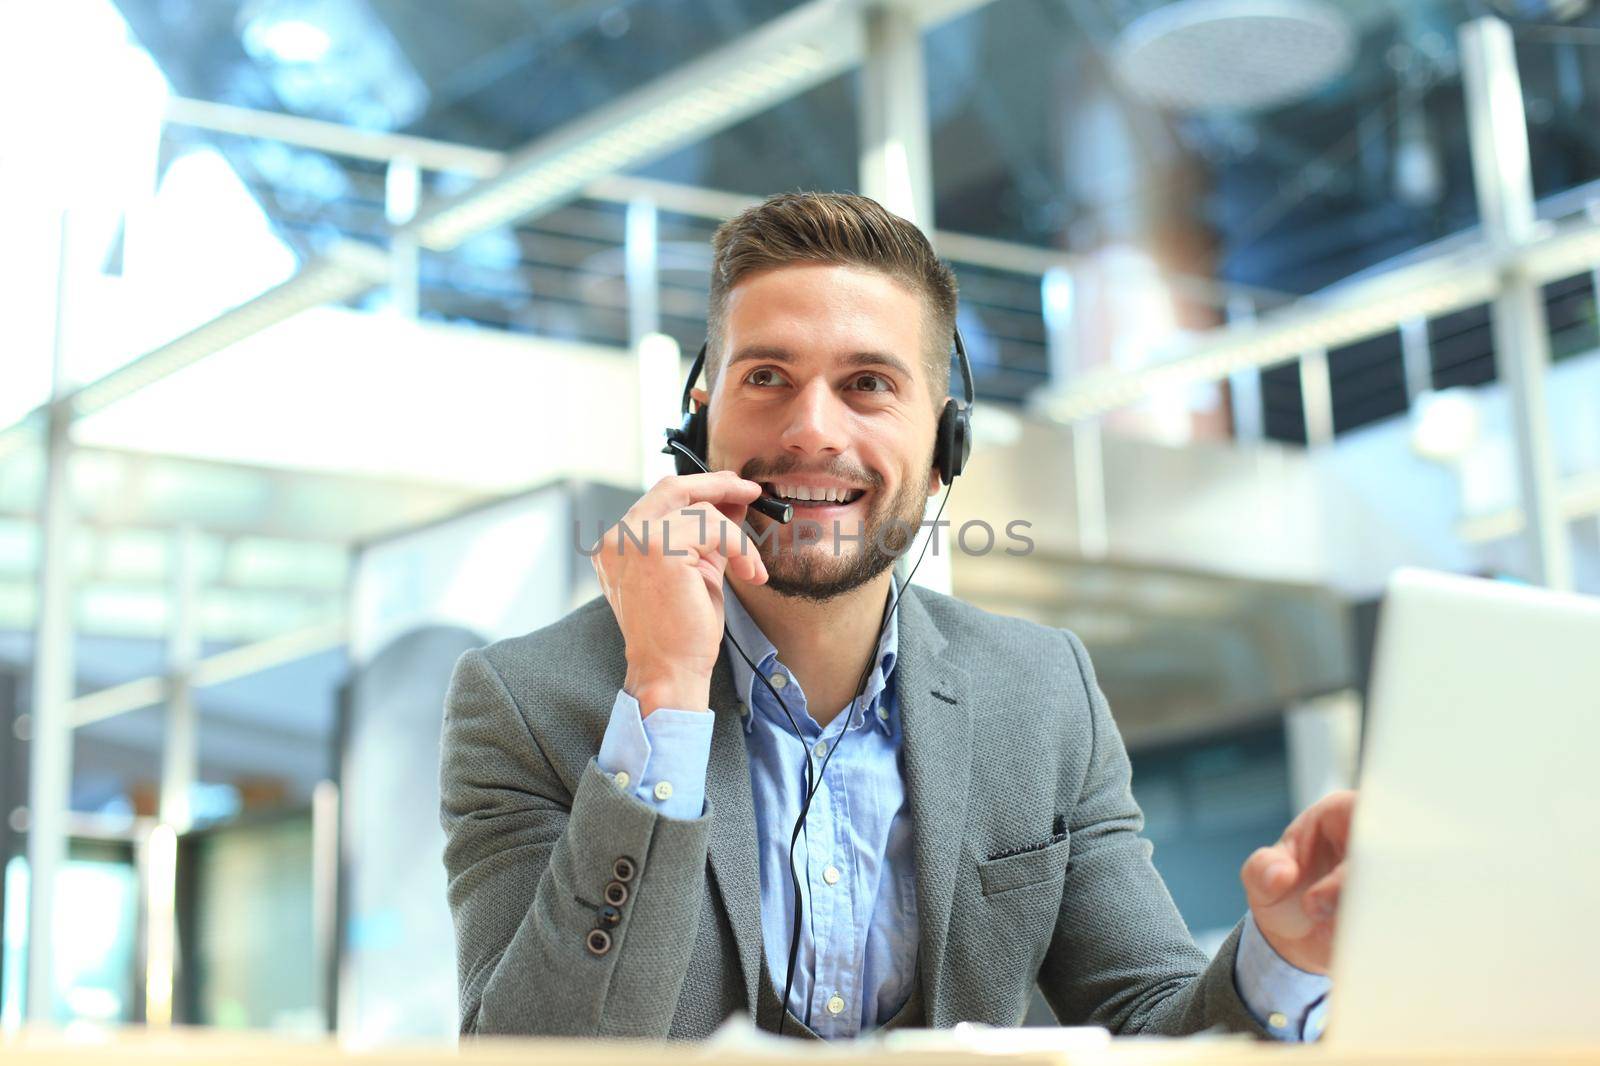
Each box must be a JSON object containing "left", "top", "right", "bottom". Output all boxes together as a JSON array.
[
  {"left": 931, "top": 326, "right": 975, "bottom": 484},
  {"left": 662, "top": 344, "right": 711, "bottom": 475},
  {"left": 934, "top": 397, "right": 970, "bottom": 485},
  {"left": 665, "top": 404, "right": 708, "bottom": 476}
]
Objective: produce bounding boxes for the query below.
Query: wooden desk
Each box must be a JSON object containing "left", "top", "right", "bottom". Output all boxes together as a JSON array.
[{"left": 4, "top": 1026, "right": 1599, "bottom": 1066}]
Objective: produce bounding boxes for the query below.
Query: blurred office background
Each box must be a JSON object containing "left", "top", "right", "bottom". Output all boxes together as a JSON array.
[{"left": 1, "top": 0, "right": 1597, "bottom": 1041}]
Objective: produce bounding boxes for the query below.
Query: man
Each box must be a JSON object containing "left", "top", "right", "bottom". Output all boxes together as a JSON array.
[{"left": 439, "top": 192, "right": 1351, "bottom": 1041}]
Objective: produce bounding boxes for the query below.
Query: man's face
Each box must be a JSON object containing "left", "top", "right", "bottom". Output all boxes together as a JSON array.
[{"left": 700, "top": 263, "right": 943, "bottom": 603}]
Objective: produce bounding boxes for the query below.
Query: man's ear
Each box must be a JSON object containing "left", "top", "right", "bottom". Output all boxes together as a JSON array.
[{"left": 689, "top": 386, "right": 709, "bottom": 411}]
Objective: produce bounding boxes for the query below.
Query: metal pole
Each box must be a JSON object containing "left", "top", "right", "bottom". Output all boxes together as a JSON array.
[
  {"left": 310, "top": 779, "right": 340, "bottom": 1032},
  {"left": 386, "top": 156, "right": 422, "bottom": 319},
  {"left": 626, "top": 198, "right": 678, "bottom": 488},
  {"left": 859, "top": 3, "right": 932, "bottom": 227},
  {"left": 1460, "top": 17, "right": 1573, "bottom": 590},
  {"left": 625, "top": 198, "right": 660, "bottom": 350},
  {"left": 25, "top": 211, "right": 77, "bottom": 1023},
  {"left": 1042, "top": 266, "right": 1077, "bottom": 387},
  {"left": 860, "top": 1, "right": 947, "bottom": 591},
  {"left": 158, "top": 525, "right": 200, "bottom": 835},
  {"left": 1043, "top": 267, "right": 1109, "bottom": 557},
  {"left": 1399, "top": 316, "right": 1434, "bottom": 404},
  {"left": 1300, "top": 348, "right": 1334, "bottom": 448},
  {"left": 1226, "top": 295, "right": 1264, "bottom": 443}
]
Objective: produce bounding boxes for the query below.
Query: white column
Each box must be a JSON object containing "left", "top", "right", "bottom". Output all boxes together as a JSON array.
[
  {"left": 157, "top": 524, "right": 200, "bottom": 834},
  {"left": 860, "top": 1, "right": 947, "bottom": 592},
  {"left": 1226, "top": 296, "right": 1264, "bottom": 443},
  {"left": 627, "top": 198, "right": 679, "bottom": 487},
  {"left": 1044, "top": 266, "right": 1108, "bottom": 558},
  {"left": 626, "top": 198, "right": 660, "bottom": 350},
  {"left": 1460, "top": 17, "right": 1572, "bottom": 590},
  {"left": 1300, "top": 347, "right": 1334, "bottom": 448},
  {"left": 1399, "top": 316, "right": 1434, "bottom": 404},
  {"left": 859, "top": 3, "right": 932, "bottom": 228},
  {"left": 25, "top": 212, "right": 77, "bottom": 1023},
  {"left": 311, "top": 779, "right": 340, "bottom": 1033},
  {"left": 386, "top": 156, "right": 422, "bottom": 319}
]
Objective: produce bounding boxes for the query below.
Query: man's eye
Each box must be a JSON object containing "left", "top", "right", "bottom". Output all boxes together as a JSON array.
[
  {"left": 746, "top": 368, "right": 784, "bottom": 387},
  {"left": 850, "top": 373, "right": 893, "bottom": 393}
]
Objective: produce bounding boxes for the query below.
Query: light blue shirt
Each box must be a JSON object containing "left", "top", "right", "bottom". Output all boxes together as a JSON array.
[{"left": 596, "top": 580, "right": 1329, "bottom": 1039}]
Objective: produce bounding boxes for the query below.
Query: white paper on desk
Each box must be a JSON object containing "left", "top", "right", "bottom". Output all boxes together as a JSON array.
[
  {"left": 699, "top": 1015, "right": 1110, "bottom": 1056},
  {"left": 876, "top": 1022, "right": 1111, "bottom": 1054}
]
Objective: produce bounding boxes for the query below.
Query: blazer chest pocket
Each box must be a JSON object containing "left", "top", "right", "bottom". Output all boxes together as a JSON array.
[{"left": 977, "top": 833, "right": 1070, "bottom": 897}]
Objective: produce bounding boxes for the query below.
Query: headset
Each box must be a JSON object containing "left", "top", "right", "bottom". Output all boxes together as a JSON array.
[{"left": 660, "top": 327, "right": 975, "bottom": 1035}]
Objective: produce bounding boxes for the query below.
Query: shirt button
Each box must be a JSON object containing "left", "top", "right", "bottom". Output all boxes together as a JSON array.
[
  {"left": 826, "top": 994, "right": 845, "bottom": 1015},
  {"left": 876, "top": 705, "right": 889, "bottom": 721},
  {"left": 813, "top": 740, "right": 828, "bottom": 758},
  {"left": 769, "top": 672, "right": 788, "bottom": 690},
  {"left": 1268, "top": 1011, "right": 1289, "bottom": 1029},
  {"left": 823, "top": 865, "right": 840, "bottom": 885},
  {"left": 613, "top": 771, "right": 630, "bottom": 789},
  {"left": 653, "top": 781, "right": 674, "bottom": 801}
]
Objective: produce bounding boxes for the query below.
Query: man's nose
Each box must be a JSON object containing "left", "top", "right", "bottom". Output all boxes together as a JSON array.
[{"left": 779, "top": 378, "right": 849, "bottom": 457}]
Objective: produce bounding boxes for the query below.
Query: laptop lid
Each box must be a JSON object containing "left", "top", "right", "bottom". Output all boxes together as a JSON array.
[{"left": 1327, "top": 568, "right": 1600, "bottom": 1047}]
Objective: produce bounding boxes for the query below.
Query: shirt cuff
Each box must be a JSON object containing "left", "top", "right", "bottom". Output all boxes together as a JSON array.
[
  {"left": 1233, "top": 911, "right": 1332, "bottom": 1041},
  {"left": 597, "top": 689, "right": 715, "bottom": 820}
]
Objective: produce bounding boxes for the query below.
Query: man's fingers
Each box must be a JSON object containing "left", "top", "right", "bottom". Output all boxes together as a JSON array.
[
  {"left": 1241, "top": 844, "right": 1299, "bottom": 908},
  {"left": 1278, "top": 788, "right": 1358, "bottom": 870},
  {"left": 664, "top": 504, "right": 767, "bottom": 586},
  {"left": 1302, "top": 863, "right": 1345, "bottom": 921},
  {"left": 1314, "top": 790, "right": 1357, "bottom": 854},
  {"left": 643, "top": 471, "right": 763, "bottom": 517}
]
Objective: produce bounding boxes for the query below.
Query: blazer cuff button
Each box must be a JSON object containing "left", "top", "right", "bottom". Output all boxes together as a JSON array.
[
  {"left": 598, "top": 904, "right": 622, "bottom": 926},
  {"left": 585, "top": 928, "right": 612, "bottom": 956},
  {"left": 603, "top": 881, "right": 629, "bottom": 907},
  {"left": 612, "top": 856, "right": 637, "bottom": 883}
]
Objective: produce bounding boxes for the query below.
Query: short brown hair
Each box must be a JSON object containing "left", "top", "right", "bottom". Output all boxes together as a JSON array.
[{"left": 705, "top": 192, "right": 958, "bottom": 410}]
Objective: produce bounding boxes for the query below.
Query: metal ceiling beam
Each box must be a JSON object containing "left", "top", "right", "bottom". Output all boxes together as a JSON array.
[
  {"left": 1030, "top": 208, "right": 1600, "bottom": 425},
  {"left": 156, "top": 101, "right": 1288, "bottom": 309},
  {"left": 405, "top": 0, "right": 996, "bottom": 252},
  {"left": 67, "top": 620, "right": 347, "bottom": 730},
  {"left": 164, "top": 96, "right": 503, "bottom": 178}
]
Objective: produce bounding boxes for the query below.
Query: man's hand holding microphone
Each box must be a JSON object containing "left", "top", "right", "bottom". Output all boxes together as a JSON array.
[{"left": 590, "top": 472, "right": 770, "bottom": 718}]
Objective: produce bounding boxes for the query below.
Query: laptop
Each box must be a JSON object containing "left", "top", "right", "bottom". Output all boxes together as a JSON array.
[{"left": 1327, "top": 568, "right": 1600, "bottom": 1047}]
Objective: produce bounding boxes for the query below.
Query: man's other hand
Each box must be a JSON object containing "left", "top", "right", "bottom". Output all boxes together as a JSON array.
[{"left": 1240, "top": 789, "right": 1356, "bottom": 974}]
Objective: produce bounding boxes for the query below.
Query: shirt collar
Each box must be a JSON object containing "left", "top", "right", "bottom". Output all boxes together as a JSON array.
[{"left": 721, "top": 577, "right": 899, "bottom": 736}]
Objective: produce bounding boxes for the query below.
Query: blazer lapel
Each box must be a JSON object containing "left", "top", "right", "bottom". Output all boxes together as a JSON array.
[
  {"left": 702, "top": 650, "right": 764, "bottom": 1016},
  {"left": 894, "top": 585, "right": 972, "bottom": 1024}
]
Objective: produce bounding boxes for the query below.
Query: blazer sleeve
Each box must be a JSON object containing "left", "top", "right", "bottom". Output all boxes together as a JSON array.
[
  {"left": 438, "top": 647, "right": 713, "bottom": 1038},
  {"left": 1036, "top": 630, "right": 1272, "bottom": 1038}
]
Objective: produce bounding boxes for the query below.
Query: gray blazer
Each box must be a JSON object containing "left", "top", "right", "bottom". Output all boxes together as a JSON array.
[{"left": 438, "top": 582, "right": 1271, "bottom": 1040}]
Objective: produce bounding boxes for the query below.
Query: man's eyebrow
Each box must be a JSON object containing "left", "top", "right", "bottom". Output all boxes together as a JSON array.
[{"left": 727, "top": 345, "right": 915, "bottom": 379}]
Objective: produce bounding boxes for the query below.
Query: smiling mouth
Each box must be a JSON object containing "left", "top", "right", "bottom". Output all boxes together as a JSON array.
[{"left": 761, "top": 483, "right": 869, "bottom": 507}]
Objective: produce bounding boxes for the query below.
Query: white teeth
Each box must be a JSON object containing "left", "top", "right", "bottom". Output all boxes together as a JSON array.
[{"left": 772, "top": 484, "right": 861, "bottom": 503}]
